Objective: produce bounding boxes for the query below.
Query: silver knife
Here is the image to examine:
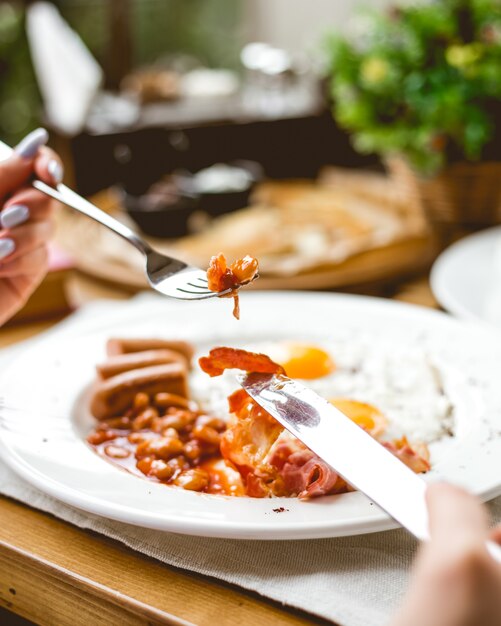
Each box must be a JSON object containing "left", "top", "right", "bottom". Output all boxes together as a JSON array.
[{"left": 238, "top": 372, "right": 501, "bottom": 562}]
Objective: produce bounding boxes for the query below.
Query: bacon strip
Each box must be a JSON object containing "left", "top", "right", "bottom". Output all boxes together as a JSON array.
[
  {"left": 281, "top": 449, "right": 343, "bottom": 499},
  {"left": 268, "top": 441, "right": 346, "bottom": 499},
  {"left": 199, "top": 347, "right": 285, "bottom": 378},
  {"left": 383, "top": 437, "right": 431, "bottom": 474}
]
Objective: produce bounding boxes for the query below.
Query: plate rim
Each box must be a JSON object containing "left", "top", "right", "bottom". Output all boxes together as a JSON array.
[{"left": 430, "top": 225, "right": 501, "bottom": 325}]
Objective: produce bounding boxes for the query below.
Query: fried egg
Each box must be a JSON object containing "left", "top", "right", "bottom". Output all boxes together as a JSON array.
[
  {"left": 263, "top": 341, "right": 335, "bottom": 380},
  {"left": 192, "top": 337, "right": 456, "bottom": 449}
]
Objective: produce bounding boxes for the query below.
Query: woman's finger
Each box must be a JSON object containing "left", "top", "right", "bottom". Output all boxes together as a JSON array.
[
  {"left": 0, "top": 128, "right": 49, "bottom": 199},
  {"left": 0, "top": 251, "right": 49, "bottom": 321},
  {"left": 426, "top": 483, "right": 489, "bottom": 546},
  {"left": 34, "top": 146, "right": 64, "bottom": 186},
  {"left": 13, "top": 267, "right": 49, "bottom": 299},
  {"left": 0, "top": 220, "right": 54, "bottom": 263},
  {"left": 1, "top": 187, "right": 58, "bottom": 228},
  {"left": 0, "top": 245, "right": 49, "bottom": 277}
]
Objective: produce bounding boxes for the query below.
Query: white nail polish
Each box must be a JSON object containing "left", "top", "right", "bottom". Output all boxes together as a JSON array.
[
  {"left": 48, "top": 160, "right": 63, "bottom": 184},
  {"left": 14, "top": 128, "right": 49, "bottom": 159},
  {"left": 0, "top": 204, "right": 30, "bottom": 229},
  {"left": 0, "top": 238, "right": 15, "bottom": 260}
]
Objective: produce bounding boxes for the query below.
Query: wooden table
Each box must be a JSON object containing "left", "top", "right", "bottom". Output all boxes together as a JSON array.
[{"left": 0, "top": 272, "right": 438, "bottom": 626}]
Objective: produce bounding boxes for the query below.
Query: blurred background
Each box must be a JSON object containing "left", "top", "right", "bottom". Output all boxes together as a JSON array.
[
  {"left": 1, "top": 0, "right": 500, "bottom": 320},
  {"left": 2, "top": 0, "right": 383, "bottom": 190}
]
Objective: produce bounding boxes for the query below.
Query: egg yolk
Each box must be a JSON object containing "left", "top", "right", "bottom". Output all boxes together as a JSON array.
[
  {"left": 268, "top": 342, "right": 335, "bottom": 380},
  {"left": 329, "top": 398, "right": 387, "bottom": 436}
]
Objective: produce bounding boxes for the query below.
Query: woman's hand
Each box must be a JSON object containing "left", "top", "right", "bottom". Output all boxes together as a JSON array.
[
  {"left": 390, "top": 483, "right": 501, "bottom": 626},
  {"left": 0, "top": 128, "right": 63, "bottom": 326}
]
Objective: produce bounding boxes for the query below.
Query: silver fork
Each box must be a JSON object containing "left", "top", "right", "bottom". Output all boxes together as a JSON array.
[
  {"left": 0, "top": 140, "right": 235, "bottom": 300},
  {"left": 40, "top": 182, "right": 231, "bottom": 299}
]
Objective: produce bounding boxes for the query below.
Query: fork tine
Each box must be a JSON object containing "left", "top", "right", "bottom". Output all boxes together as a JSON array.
[
  {"left": 145, "top": 256, "right": 240, "bottom": 300},
  {"left": 176, "top": 287, "right": 212, "bottom": 296},
  {"left": 175, "top": 289, "right": 219, "bottom": 300},
  {"left": 176, "top": 285, "right": 233, "bottom": 298}
]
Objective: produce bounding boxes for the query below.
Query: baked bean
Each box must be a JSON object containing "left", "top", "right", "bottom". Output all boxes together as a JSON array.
[
  {"left": 150, "top": 459, "right": 175, "bottom": 481},
  {"left": 191, "top": 424, "right": 221, "bottom": 447},
  {"left": 182, "top": 441, "right": 202, "bottom": 461},
  {"left": 167, "top": 456, "right": 187, "bottom": 473},
  {"left": 104, "top": 444, "right": 130, "bottom": 459},
  {"left": 136, "top": 440, "right": 153, "bottom": 457},
  {"left": 161, "top": 427, "right": 179, "bottom": 439},
  {"left": 132, "top": 407, "right": 159, "bottom": 431},
  {"left": 102, "top": 416, "right": 131, "bottom": 429},
  {"left": 136, "top": 436, "right": 184, "bottom": 460},
  {"left": 136, "top": 456, "right": 176, "bottom": 480},
  {"left": 137, "top": 456, "right": 175, "bottom": 480},
  {"left": 152, "top": 416, "right": 182, "bottom": 434},
  {"left": 127, "top": 432, "right": 155, "bottom": 444},
  {"left": 154, "top": 392, "right": 192, "bottom": 410},
  {"left": 157, "top": 409, "right": 196, "bottom": 431},
  {"left": 136, "top": 456, "right": 153, "bottom": 476},
  {"left": 195, "top": 415, "right": 226, "bottom": 432},
  {"left": 151, "top": 416, "right": 165, "bottom": 433},
  {"left": 87, "top": 430, "right": 117, "bottom": 445},
  {"left": 133, "top": 392, "right": 150, "bottom": 411},
  {"left": 174, "top": 469, "right": 209, "bottom": 491}
]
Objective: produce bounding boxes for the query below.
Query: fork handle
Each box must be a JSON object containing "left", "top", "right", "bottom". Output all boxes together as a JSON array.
[
  {"left": 0, "top": 139, "right": 152, "bottom": 257},
  {"left": 34, "top": 180, "right": 152, "bottom": 255}
]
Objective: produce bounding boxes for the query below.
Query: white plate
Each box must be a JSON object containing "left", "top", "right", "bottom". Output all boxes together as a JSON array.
[
  {"left": 431, "top": 226, "right": 501, "bottom": 328},
  {"left": 1, "top": 292, "right": 501, "bottom": 540}
]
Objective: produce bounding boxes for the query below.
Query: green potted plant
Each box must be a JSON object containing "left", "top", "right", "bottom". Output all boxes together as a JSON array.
[
  {"left": 0, "top": 3, "right": 41, "bottom": 146},
  {"left": 327, "top": 0, "right": 501, "bottom": 229}
]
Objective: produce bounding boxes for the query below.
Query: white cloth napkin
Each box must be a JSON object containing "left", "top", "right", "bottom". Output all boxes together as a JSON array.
[
  {"left": 1, "top": 299, "right": 500, "bottom": 626},
  {"left": 26, "top": 2, "right": 103, "bottom": 134}
]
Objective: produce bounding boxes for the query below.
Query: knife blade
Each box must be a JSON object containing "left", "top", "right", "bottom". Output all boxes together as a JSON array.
[{"left": 238, "top": 371, "right": 501, "bottom": 562}]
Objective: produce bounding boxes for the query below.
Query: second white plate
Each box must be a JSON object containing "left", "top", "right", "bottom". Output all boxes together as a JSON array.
[{"left": 431, "top": 226, "right": 501, "bottom": 328}]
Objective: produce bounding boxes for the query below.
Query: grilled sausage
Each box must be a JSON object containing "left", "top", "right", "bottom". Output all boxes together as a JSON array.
[
  {"left": 96, "top": 349, "right": 188, "bottom": 380},
  {"left": 106, "top": 338, "right": 194, "bottom": 364},
  {"left": 90, "top": 362, "right": 189, "bottom": 419}
]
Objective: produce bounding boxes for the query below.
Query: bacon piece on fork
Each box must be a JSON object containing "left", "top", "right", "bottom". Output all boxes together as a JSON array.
[{"left": 206, "top": 253, "right": 259, "bottom": 320}]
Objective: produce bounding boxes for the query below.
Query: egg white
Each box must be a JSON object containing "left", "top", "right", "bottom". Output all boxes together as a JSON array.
[{"left": 190, "top": 339, "right": 455, "bottom": 449}]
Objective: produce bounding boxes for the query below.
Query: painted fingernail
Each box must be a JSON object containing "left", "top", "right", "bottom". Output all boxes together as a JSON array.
[
  {"left": 0, "top": 204, "right": 30, "bottom": 229},
  {"left": 48, "top": 159, "right": 63, "bottom": 184},
  {"left": 14, "top": 127, "right": 49, "bottom": 159},
  {"left": 0, "top": 238, "right": 15, "bottom": 260}
]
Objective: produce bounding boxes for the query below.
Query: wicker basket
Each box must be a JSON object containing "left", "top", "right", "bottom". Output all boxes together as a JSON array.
[{"left": 387, "top": 157, "right": 501, "bottom": 228}]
